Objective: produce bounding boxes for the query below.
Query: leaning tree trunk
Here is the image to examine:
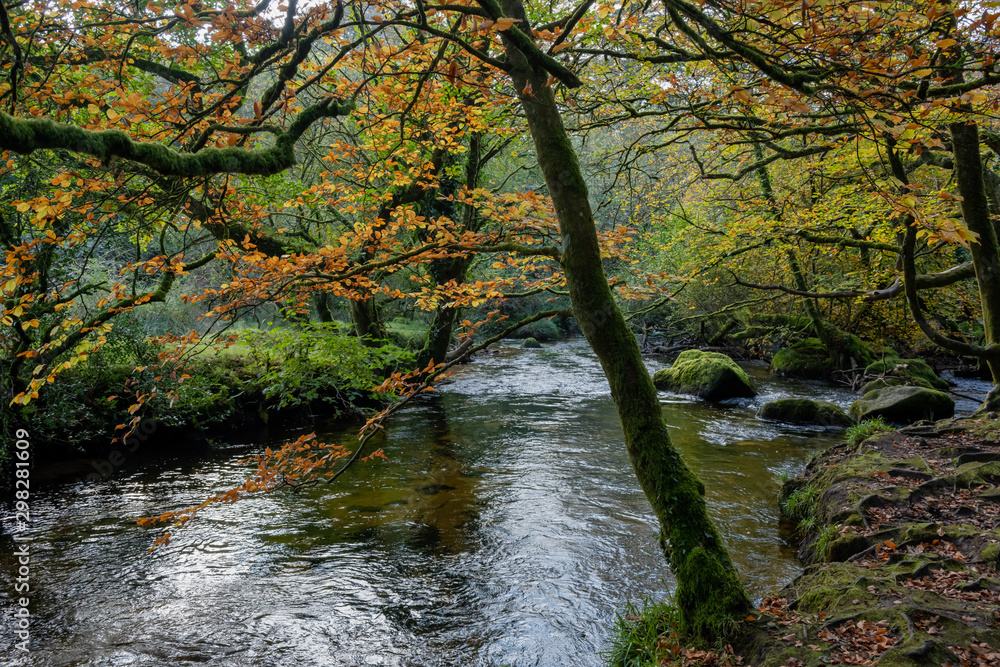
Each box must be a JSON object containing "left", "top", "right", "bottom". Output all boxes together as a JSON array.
[{"left": 498, "top": 0, "right": 751, "bottom": 641}]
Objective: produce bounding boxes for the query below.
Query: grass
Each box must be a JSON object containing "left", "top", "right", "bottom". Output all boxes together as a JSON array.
[
  {"left": 812, "top": 523, "right": 842, "bottom": 560},
  {"left": 385, "top": 317, "right": 428, "bottom": 350},
  {"left": 605, "top": 597, "right": 681, "bottom": 667},
  {"left": 780, "top": 485, "right": 820, "bottom": 528},
  {"left": 846, "top": 417, "right": 893, "bottom": 448}
]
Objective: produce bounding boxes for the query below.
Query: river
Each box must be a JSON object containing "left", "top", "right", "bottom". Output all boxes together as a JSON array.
[{"left": 1, "top": 339, "right": 991, "bottom": 665}]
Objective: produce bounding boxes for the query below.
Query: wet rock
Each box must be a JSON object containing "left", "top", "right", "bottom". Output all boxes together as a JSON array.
[
  {"left": 770, "top": 338, "right": 836, "bottom": 379},
  {"left": 864, "top": 355, "right": 949, "bottom": 391},
  {"left": 859, "top": 377, "right": 903, "bottom": 395},
  {"left": 758, "top": 398, "right": 854, "bottom": 427},
  {"left": 521, "top": 337, "right": 542, "bottom": 349},
  {"left": 653, "top": 349, "right": 756, "bottom": 401},
  {"left": 850, "top": 386, "right": 955, "bottom": 424}
]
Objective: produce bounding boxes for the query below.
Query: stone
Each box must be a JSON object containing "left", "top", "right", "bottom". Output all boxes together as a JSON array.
[
  {"left": 864, "top": 355, "right": 948, "bottom": 390},
  {"left": 758, "top": 398, "right": 854, "bottom": 427},
  {"left": 770, "top": 338, "right": 836, "bottom": 379},
  {"left": 850, "top": 385, "right": 955, "bottom": 424},
  {"left": 653, "top": 350, "right": 756, "bottom": 401}
]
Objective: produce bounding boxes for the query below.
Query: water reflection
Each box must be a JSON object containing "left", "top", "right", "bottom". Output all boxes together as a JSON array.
[{"left": 1, "top": 340, "right": 987, "bottom": 665}]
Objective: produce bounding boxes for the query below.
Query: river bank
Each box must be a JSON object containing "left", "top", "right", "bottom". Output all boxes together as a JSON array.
[
  {"left": 9, "top": 325, "right": 412, "bottom": 486},
  {"left": 619, "top": 415, "right": 1000, "bottom": 666},
  {"left": 752, "top": 415, "right": 1000, "bottom": 665}
]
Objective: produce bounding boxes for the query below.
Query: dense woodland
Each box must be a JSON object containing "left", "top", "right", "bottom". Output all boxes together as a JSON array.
[{"left": 2, "top": 0, "right": 1000, "bottom": 661}]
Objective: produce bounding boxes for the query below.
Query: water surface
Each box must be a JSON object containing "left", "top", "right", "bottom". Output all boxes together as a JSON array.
[{"left": 1, "top": 340, "right": 986, "bottom": 665}]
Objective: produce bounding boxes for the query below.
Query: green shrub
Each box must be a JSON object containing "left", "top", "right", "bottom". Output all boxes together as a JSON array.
[{"left": 240, "top": 322, "right": 414, "bottom": 409}]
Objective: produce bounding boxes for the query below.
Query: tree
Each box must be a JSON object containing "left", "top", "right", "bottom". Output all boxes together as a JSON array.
[
  {"left": 1, "top": 0, "right": 757, "bottom": 643},
  {"left": 563, "top": 0, "right": 1000, "bottom": 390}
]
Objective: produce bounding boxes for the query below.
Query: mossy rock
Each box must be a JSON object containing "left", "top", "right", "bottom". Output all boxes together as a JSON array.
[
  {"left": 521, "top": 337, "right": 542, "bottom": 349},
  {"left": 510, "top": 318, "right": 561, "bottom": 341},
  {"left": 770, "top": 338, "right": 836, "bottom": 379},
  {"left": 759, "top": 398, "right": 854, "bottom": 427},
  {"left": 832, "top": 332, "right": 878, "bottom": 368},
  {"left": 653, "top": 350, "right": 756, "bottom": 401},
  {"left": 859, "top": 377, "right": 903, "bottom": 395},
  {"left": 850, "top": 386, "right": 955, "bottom": 425},
  {"left": 865, "top": 356, "right": 949, "bottom": 391}
]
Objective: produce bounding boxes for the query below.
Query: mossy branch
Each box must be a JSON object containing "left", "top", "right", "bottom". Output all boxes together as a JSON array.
[
  {"left": 0, "top": 97, "right": 354, "bottom": 177},
  {"left": 795, "top": 230, "right": 899, "bottom": 253}
]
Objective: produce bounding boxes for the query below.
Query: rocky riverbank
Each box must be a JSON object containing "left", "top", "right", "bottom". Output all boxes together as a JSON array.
[
  {"left": 609, "top": 415, "right": 1000, "bottom": 666},
  {"left": 746, "top": 415, "right": 1000, "bottom": 666}
]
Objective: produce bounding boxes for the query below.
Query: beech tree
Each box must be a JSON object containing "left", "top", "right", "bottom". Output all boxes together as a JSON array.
[
  {"left": 1, "top": 0, "right": 757, "bottom": 642},
  {"left": 569, "top": 0, "right": 1000, "bottom": 391},
  {"left": 37, "top": 0, "right": 1000, "bottom": 644}
]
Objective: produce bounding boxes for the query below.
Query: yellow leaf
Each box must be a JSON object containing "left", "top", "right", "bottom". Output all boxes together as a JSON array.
[
  {"left": 495, "top": 17, "right": 516, "bottom": 31},
  {"left": 936, "top": 38, "right": 957, "bottom": 49}
]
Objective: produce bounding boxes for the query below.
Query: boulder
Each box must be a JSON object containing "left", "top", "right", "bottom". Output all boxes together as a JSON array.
[
  {"left": 521, "top": 337, "right": 542, "bottom": 349},
  {"left": 758, "top": 398, "right": 854, "bottom": 427},
  {"left": 859, "top": 377, "right": 902, "bottom": 395},
  {"left": 770, "top": 338, "right": 836, "bottom": 379},
  {"left": 653, "top": 350, "right": 756, "bottom": 401},
  {"left": 864, "top": 356, "right": 948, "bottom": 390},
  {"left": 850, "top": 385, "right": 955, "bottom": 424}
]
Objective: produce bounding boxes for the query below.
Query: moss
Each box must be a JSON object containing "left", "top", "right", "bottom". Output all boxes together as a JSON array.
[
  {"left": 759, "top": 399, "right": 854, "bottom": 427},
  {"left": 674, "top": 546, "right": 749, "bottom": 641},
  {"left": 835, "top": 332, "right": 879, "bottom": 368},
  {"left": 521, "top": 337, "right": 542, "bottom": 349},
  {"left": 952, "top": 460, "right": 1000, "bottom": 487},
  {"left": 850, "top": 386, "right": 955, "bottom": 424},
  {"left": 509, "top": 318, "right": 561, "bottom": 341},
  {"left": 812, "top": 449, "right": 889, "bottom": 488},
  {"left": 0, "top": 101, "right": 354, "bottom": 177},
  {"left": 770, "top": 338, "right": 835, "bottom": 379},
  {"left": 859, "top": 377, "right": 903, "bottom": 394},
  {"left": 962, "top": 415, "right": 1000, "bottom": 442},
  {"left": 865, "top": 356, "right": 949, "bottom": 390},
  {"left": 653, "top": 350, "right": 756, "bottom": 401}
]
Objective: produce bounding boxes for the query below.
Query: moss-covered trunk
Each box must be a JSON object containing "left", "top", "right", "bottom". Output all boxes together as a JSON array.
[
  {"left": 417, "top": 257, "right": 469, "bottom": 367},
  {"left": 416, "top": 131, "right": 482, "bottom": 368},
  {"left": 498, "top": 0, "right": 751, "bottom": 641},
  {"left": 348, "top": 297, "right": 386, "bottom": 345},
  {"left": 951, "top": 120, "right": 1000, "bottom": 384}
]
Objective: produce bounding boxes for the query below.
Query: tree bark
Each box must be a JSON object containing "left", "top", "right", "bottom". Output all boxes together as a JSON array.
[
  {"left": 348, "top": 298, "right": 386, "bottom": 345},
  {"left": 497, "top": 0, "right": 751, "bottom": 641},
  {"left": 951, "top": 120, "right": 1000, "bottom": 383}
]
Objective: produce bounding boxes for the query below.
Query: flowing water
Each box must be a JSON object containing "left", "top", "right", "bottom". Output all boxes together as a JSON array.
[{"left": 1, "top": 340, "right": 991, "bottom": 666}]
